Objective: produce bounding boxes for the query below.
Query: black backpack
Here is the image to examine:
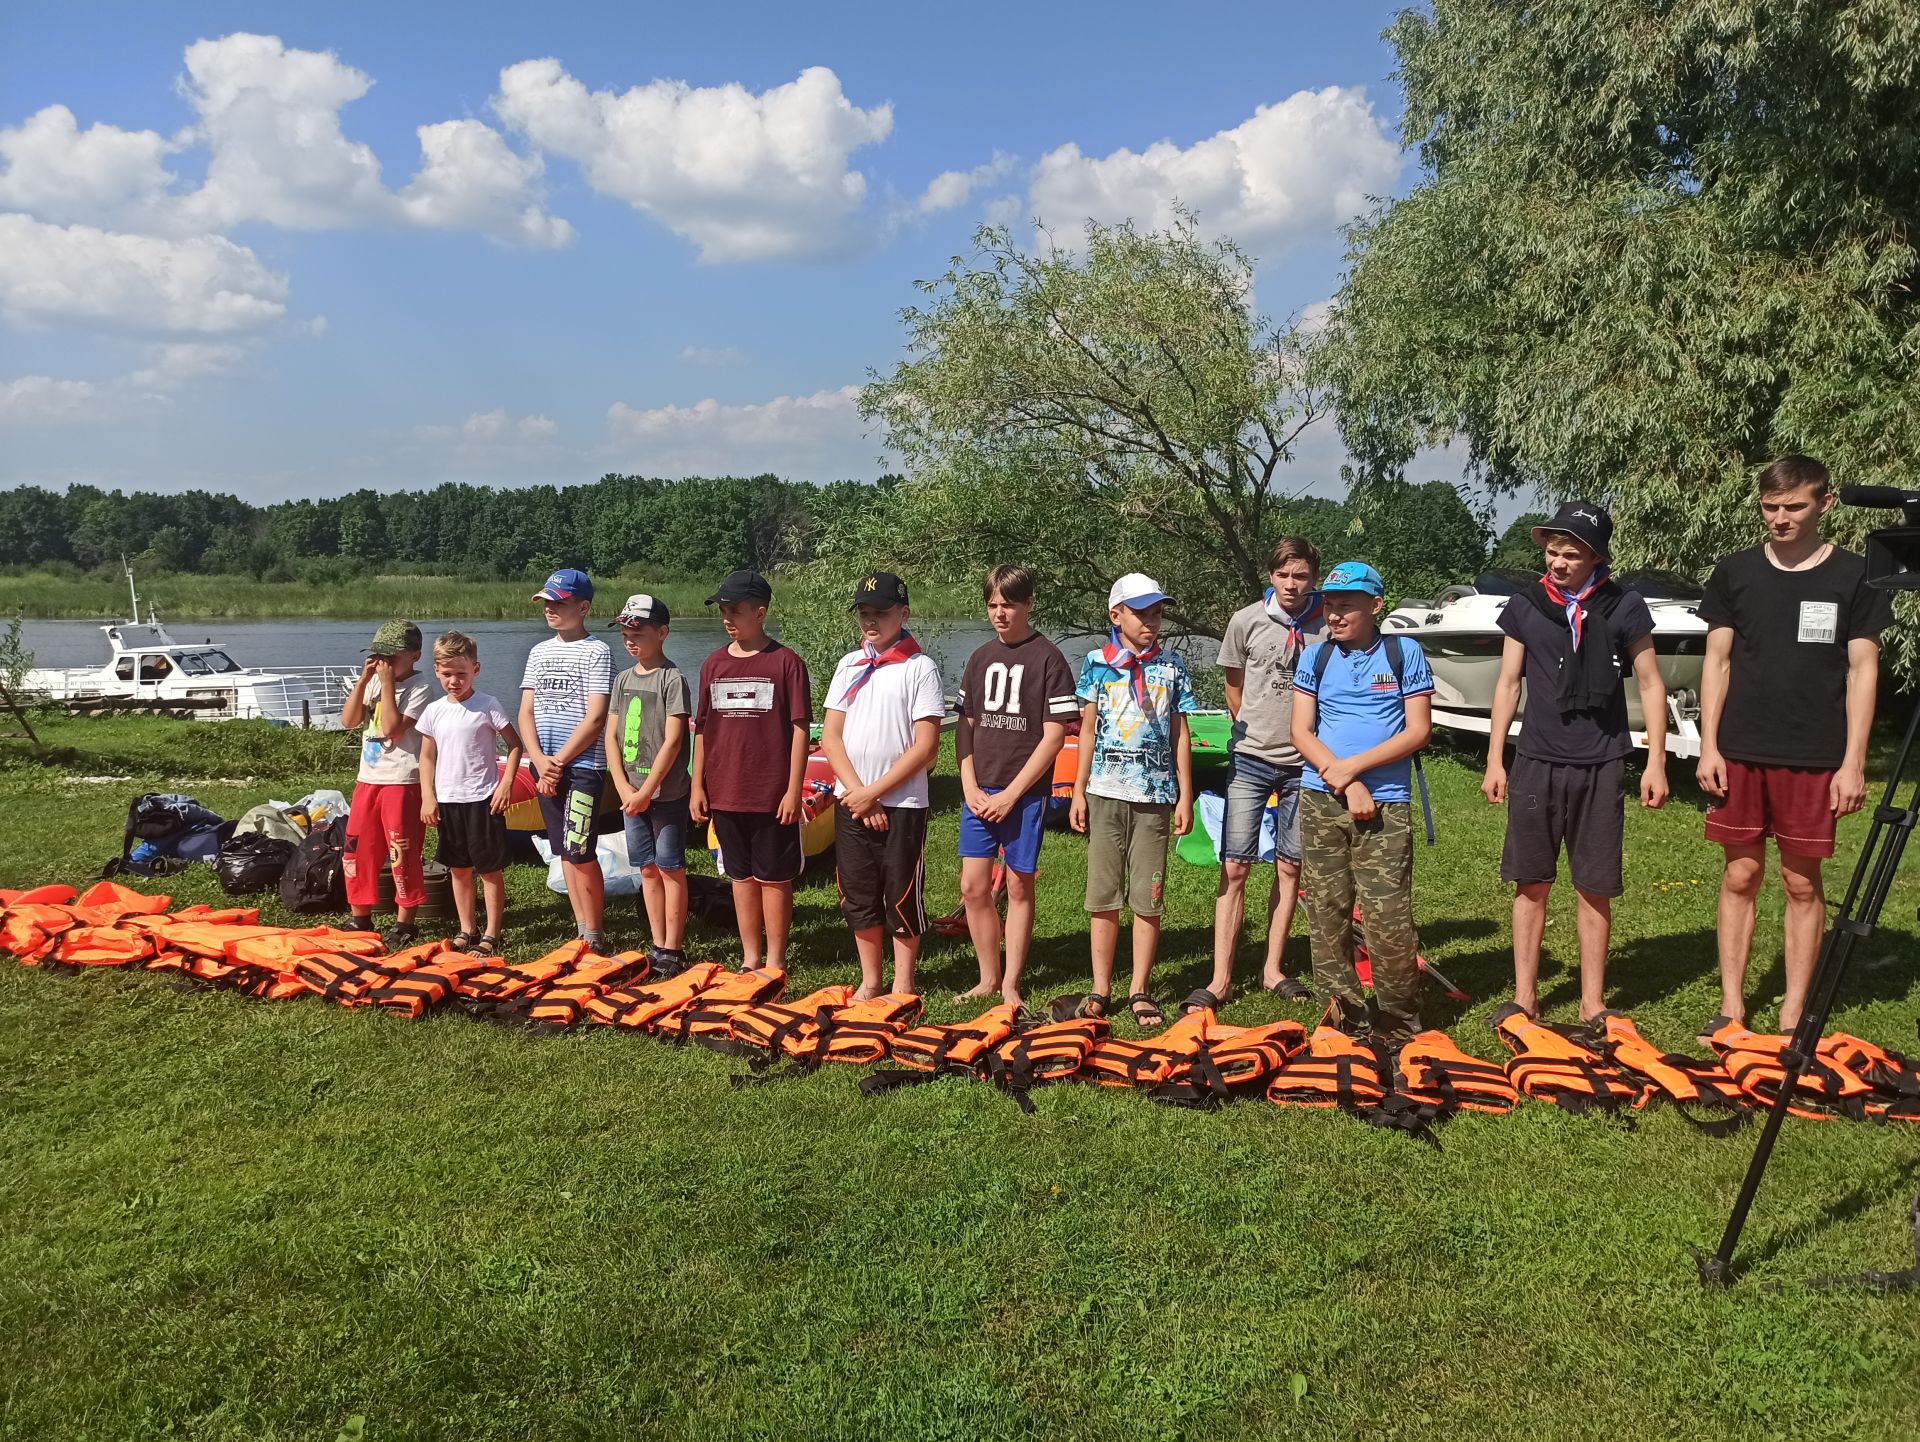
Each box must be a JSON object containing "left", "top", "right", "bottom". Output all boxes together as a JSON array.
[
  {"left": 120, "top": 792, "right": 223, "bottom": 861},
  {"left": 279, "top": 816, "right": 349, "bottom": 915},
  {"left": 1307, "top": 634, "right": 1435, "bottom": 844},
  {"left": 216, "top": 830, "right": 298, "bottom": 896}
]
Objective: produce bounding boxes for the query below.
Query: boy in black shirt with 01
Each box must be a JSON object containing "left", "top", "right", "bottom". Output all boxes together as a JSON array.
[
  {"left": 1697, "top": 455, "right": 1893, "bottom": 1036},
  {"left": 1481, "top": 501, "right": 1669, "bottom": 1022}
]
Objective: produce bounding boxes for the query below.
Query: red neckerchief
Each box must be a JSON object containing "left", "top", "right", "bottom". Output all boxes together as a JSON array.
[
  {"left": 1540, "top": 566, "right": 1611, "bottom": 651},
  {"left": 1102, "top": 626, "right": 1162, "bottom": 708},
  {"left": 842, "top": 633, "right": 922, "bottom": 702},
  {"left": 1265, "top": 588, "right": 1322, "bottom": 655}
]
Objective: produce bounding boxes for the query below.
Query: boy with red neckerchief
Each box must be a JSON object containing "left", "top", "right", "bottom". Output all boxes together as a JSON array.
[
  {"left": 821, "top": 572, "right": 946, "bottom": 999},
  {"left": 1481, "top": 501, "right": 1669, "bottom": 1023},
  {"left": 1697, "top": 456, "right": 1892, "bottom": 1036},
  {"left": 1069, "top": 573, "right": 1198, "bottom": 1030}
]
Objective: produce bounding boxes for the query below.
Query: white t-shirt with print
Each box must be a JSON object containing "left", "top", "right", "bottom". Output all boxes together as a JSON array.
[
  {"left": 416, "top": 692, "right": 511, "bottom": 803},
  {"left": 823, "top": 650, "right": 946, "bottom": 808},
  {"left": 357, "top": 671, "right": 431, "bottom": 785}
]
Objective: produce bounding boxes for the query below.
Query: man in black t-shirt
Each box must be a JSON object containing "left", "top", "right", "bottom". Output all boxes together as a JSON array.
[
  {"left": 1481, "top": 501, "right": 1670, "bottom": 1022},
  {"left": 1697, "top": 456, "right": 1894, "bottom": 1036}
]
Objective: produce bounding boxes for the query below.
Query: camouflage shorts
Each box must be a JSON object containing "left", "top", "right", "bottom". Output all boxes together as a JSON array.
[{"left": 1298, "top": 789, "right": 1421, "bottom": 1040}]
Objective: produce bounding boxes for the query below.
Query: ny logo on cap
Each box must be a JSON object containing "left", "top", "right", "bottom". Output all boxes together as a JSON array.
[{"left": 863, "top": 576, "right": 879, "bottom": 592}]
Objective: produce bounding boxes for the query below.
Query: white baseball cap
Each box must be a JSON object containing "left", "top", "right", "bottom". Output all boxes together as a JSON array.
[{"left": 1108, "top": 572, "right": 1173, "bottom": 611}]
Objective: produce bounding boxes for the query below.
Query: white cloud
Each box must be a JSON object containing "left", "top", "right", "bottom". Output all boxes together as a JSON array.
[
  {"left": 0, "top": 105, "right": 178, "bottom": 227},
  {"left": 127, "top": 341, "right": 246, "bottom": 391},
  {"left": 679, "top": 344, "right": 745, "bottom": 368},
  {"left": 0, "top": 374, "right": 99, "bottom": 422},
  {"left": 605, "top": 384, "right": 881, "bottom": 480},
  {"left": 174, "top": 33, "right": 569, "bottom": 248},
  {"left": 494, "top": 59, "right": 892, "bottom": 262},
  {"left": 1298, "top": 298, "right": 1337, "bottom": 334},
  {"left": 1028, "top": 86, "right": 1401, "bottom": 257},
  {"left": 0, "top": 213, "right": 289, "bottom": 335},
  {"left": 916, "top": 152, "right": 1016, "bottom": 215},
  {"left": 414, "top": 408, "right": 558, "bottom": 444}
]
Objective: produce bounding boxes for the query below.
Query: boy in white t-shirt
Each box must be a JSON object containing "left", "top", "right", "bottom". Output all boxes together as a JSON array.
[
  {"left": 417, "top": 632, "right": 524, "bottom": 956},
  {"left": 821, "top": 571, "right": 946, "bottom": 998}
]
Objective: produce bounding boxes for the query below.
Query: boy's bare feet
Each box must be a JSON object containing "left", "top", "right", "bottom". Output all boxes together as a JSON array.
[
  {"left": 1000, "top": 985, "right": 1024, "bottom": 1009},
  {"left": 851, "top": 984, "right": 883, "bottom": 1002},
  {"left": 956, "top": 979, "right": 999, "bottom": 1000}
]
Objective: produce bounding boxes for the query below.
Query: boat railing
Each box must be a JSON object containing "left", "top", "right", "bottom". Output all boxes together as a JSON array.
[{"left": 22, "top": 663, "right": 362, "bottom": 730}]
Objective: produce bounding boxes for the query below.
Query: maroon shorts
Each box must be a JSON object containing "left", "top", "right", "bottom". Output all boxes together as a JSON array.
[{"left": 1705, "top": 759, "right": 1836, "bottom": 858}]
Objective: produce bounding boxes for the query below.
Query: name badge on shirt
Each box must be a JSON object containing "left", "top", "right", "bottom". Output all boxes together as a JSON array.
[{"left": 1797, "top": 601, "right": 1838, "bottom": 644}]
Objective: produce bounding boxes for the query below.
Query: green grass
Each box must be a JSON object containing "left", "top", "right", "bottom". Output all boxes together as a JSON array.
[
  {"left": 3, "top": 714, "right": 1919, "bottom": 1440},
  {"left": 0, "top": 571, "right": 984, "bottom": 622}
]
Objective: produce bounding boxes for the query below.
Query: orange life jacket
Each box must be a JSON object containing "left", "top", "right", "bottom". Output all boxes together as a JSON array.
[
  {"left": 1821, "top": 1033, "right": 1920, "bottom": 1122},
  {"left": 1085, "top": 1009, "right": 1214, "bottom": 1089},
  {"left": 512, "top": 954, "right": 652, "bottom": 1027},
  {"left": 886, "top": 1003, "right": 1023, "bottom": 1074},
  {"left": 818, "top": 992, "right": 925, "bottom": 1065},
  {"left": 725, "top": 985, "right": 857, "bottom": 1061},
  {"left": 985, "top": 1017, "right": 1107, "bottom": 1090},
  {"left": 287, "top": 950, "right": 412, "bottom": 1005},
  {"left": 453, "top": 949, "right": 583, "bottom": 1016},
  {"left": 654, "top": 967, "right": 789, "bottom": 1044},
  {"left": 582, "top": 962, "right": 724, "bottom": 1029},
  {"left": 1490, "top": 1003, "right": 1641, "bottom": 1113},
  {"left": 1143, "top": 1017, "right": 1311, "bottom": 1106},
  {"left": 50, "top": 924, "right": 157, "bottom": 968},
  {"left": 1593, "top": 1014, "right": 1748, "bottom": 1131},
  {"left": 1266, "top": 1026, "right": 1393, "bottom": 1111},
  {"left": 0, "top": 902, "right": 81, "bottom": 962},
  {"left": 72, "top": 880, "right": 172, "bottom": 920},
  {"left": 362, "top": 955, "right": 494, "bottom": 1020},
  {"left": 1392, "top": 1030, "right": 1522, "bottom": 1116},
  {"left": 1707, "top": 1021, "right": 1879, "bottom": 1121}
]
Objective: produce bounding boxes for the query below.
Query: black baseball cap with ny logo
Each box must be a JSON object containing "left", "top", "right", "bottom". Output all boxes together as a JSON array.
[{"left": 850, "top": 572, "right": 910, "bottom": 609}]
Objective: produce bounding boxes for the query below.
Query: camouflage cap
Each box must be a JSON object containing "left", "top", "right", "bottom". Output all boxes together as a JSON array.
[{"left": 366, "top": 619, "right": 423, "bottom": 656}]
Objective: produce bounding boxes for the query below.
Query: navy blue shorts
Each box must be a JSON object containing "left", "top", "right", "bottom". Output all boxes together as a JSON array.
[
  {"left": 958, "top": 785, "right": 1048, "bottom": 875},
  {"left": 538, "top": 765, "right": 605, "bottom": 865}
]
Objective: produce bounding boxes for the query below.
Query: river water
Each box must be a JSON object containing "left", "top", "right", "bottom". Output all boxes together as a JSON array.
[{"left": 19, "top": 616, "right": 1113, "bottom": 693}]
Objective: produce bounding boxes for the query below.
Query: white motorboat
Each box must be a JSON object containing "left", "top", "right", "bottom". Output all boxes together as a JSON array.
[
  {"left": 1383, "top": 569, "right": 1708, "bottom": 755},
  {"left": 23, "top": 570, "right": 359, "bottom": 729}
]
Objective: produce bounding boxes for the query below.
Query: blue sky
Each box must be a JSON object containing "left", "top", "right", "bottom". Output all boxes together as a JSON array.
[{"left": 0, "top": 2, "right": 1448, "bottom": 505}]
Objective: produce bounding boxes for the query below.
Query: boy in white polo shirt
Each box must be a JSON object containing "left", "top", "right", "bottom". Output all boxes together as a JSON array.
[{"left": 821, "top": 571, "right": 946, "bottom": 999}]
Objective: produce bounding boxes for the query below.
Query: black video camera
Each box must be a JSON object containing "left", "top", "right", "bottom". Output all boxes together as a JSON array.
[{"left": 1839, "top": 485, "right": 1920, "bottom": 590}]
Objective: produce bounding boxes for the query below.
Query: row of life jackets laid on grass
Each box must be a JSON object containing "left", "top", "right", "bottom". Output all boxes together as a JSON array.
[{"left": 6, "top": 882, "right": 1919, "bottom": 1131}]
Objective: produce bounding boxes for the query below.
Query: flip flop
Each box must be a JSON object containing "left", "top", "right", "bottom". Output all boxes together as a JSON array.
[
  {"left": 1072, "top": 992, "right": 1110, "bottom": 1021},
  {"left": 1180, "top": 987, "right": 1225, "bottom": 1015},
  {"left": 1696, "top": 1013, "right": 1739, "bottom": 1048},
  {"left": 1266, "top": 974, "right": 1313, "bottom": 1002},
  {"left": 1128, "top": 993, "right": 1166, "bottom": 1029}
]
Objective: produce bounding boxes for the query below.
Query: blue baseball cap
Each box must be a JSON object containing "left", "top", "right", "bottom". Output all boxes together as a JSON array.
[
  {"left": 533, "top": 568, "right": 594, "bottom": 603},
  {"left": 1321, "top": 561, "right": 1384, "bottom": 597}
]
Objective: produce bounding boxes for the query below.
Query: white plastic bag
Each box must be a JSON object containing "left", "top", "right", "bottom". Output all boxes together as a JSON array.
[{"left": 530, "top": 831, "right": 648, "bottom": 896}]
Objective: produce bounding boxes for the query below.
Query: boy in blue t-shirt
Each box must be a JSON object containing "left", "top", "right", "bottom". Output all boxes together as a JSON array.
[
  {"left": 1290, "top": 561, "right": 1434, "bottom": 1043},
  {"left": 1069, "top": 572, "right": 1197, "bottom": 1029}
]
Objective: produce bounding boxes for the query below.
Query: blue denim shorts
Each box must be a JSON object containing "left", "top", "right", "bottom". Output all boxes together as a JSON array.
[
  {"left": 1221, "top": 752, "right": 1304, "bottom": 865},
  {"left": 623, "top": 793, "right": 691, "bottom": 874},
  {"left": 957, "top": 785, "right": 1048, "bottom": 875}
]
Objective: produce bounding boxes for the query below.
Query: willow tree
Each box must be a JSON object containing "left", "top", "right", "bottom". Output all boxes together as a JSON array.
[
  {"left": 1319, "top": 1, "right": 1920, "bottom": 665},
  {"left": 858, "top": 217, "right": 1340, "bottom": 642}
]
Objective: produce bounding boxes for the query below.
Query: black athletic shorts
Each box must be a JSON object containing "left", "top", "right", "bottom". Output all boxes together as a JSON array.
[
  {"left": 436, "top": 798, "right": 509, "bottom": 874},
  {"left": 834, "top": 802, "right": 929, "bottom": 938},
  {"left": 1500, "top": 753, "right": 1626, "bottom": 898},
  {"left": 711, "top": 807, "right": 804, "bottom": 885}
]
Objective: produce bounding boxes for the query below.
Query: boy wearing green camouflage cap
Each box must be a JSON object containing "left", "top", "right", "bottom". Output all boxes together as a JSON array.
[{"left": 339, "top": 619, "right": 430, "bottom": 948}]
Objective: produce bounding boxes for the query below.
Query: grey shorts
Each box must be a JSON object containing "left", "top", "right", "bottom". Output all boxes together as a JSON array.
[
  {"left": 1221, "top": 751, "right": 1303, "bottom": 865},
  {"left": 1500, "top": 753, "right": 1626, "bottom": 898},
  {"left": 1084, "top": 794, "right": 1172, "bottom": 917}
]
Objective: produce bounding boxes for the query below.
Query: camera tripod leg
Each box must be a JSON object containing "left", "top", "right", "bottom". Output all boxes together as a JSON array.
[{"left": 1697, "top": 699, "right": 1920, "bottom": 1287}]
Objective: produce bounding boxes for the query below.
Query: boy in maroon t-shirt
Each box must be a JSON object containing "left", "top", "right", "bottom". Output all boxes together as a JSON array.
[{"left": 690, "top": 570, "right": 812, "bottom": 974}]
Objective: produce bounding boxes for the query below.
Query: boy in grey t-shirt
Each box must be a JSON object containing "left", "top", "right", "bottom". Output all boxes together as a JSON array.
[
  {"left": 603, "top": 594, "right": 692, "bottom": 970},
  {"left": 1200, "top": 538, "right": 1326, "bottom": 1012}
]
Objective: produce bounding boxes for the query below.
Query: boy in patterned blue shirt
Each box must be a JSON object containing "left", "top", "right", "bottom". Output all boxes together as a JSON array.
[{"left": 1069, "top": 573, "right": 1197, "bottom": 1029}]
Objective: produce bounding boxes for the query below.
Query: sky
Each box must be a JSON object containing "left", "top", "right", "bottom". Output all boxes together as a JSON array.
[{"left": 0, "top": 1, "right": 1470, "bottom": 508}]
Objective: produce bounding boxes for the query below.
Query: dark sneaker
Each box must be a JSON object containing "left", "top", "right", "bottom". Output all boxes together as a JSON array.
[
  {"left": 342, "top": 915, "right": 377, "bottom": 934},
  {"left": 648, "top": 946, "right": 687, "bottom": 977},
  {"left": 382, "top": 921, "right": 420, "bottom": 951},
  {"left": 580, "top": 930, "right": 610, "bottom": 956}
]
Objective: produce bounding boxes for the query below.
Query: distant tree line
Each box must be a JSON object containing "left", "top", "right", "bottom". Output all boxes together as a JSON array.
[{"left": 0, "top": 474, "right": 898, "bottom": 583}]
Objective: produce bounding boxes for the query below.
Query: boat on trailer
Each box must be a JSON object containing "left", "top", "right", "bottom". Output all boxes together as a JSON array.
[
  {"left": 1382, "top": 568, "right": 1709, "bottom": 757},
  {"left": 22, "top": 569, "right": 360, "bottom": 729}
]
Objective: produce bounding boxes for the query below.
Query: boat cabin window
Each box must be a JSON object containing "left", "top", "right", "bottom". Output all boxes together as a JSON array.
[
  {"left": 138, "top": 654, "right": 172, "bottom": 681},
  {"left": 183, "top": 650, "right": 241, "bottom": 674},
  {"left": 115, "top": 657, "right": 135, "bottom": 681}
]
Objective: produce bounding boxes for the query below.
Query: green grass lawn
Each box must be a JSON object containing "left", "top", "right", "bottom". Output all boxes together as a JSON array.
[{"left": 3, "top": 714, "right": 1918, "bottom": 1440}]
